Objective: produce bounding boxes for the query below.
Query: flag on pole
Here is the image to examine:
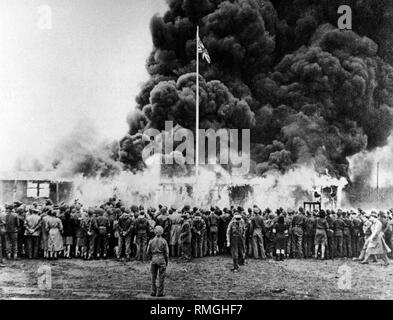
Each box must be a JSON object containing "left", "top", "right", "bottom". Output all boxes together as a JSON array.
[{"left": 197, "top": 32, "right": 211, "bottom": 64}]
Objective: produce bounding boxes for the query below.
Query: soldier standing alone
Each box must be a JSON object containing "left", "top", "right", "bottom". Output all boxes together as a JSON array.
[{"left": 147, "top": 226, "right": 169, "bottom": 297}]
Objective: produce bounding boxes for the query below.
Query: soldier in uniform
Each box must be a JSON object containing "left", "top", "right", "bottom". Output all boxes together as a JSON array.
[
  {"left": 291, "top": 208, "right": 306, "bottom": 259},
  {"left": 250, "top": 206, "right": 266, "bottom": 259},
  {"left": 24, "top": 208, "right": 41, "bottom": 259},
  {"left": 82, "top": 208, "right": 98, "bottom": 260},
  {"left": 116, "top": 208, "right": 133, "bottom": 260},
  {"left": 342, "top": 211, "right": 353, "bottom": 258},
  {"left": 207, "top": 208, "right": 219, "bottom": 256},
  {"left": 218, "top": 208, "right": 231, "bottom": 254},
  {"left": 191, "top": 211, "right": 206, "bottom": 258},
  {"left": 96, "top": 208, "right": 110, "bottom": 259},
  {"left": 0, "top": 207, "right": 6, "bottom": 264},
  {"left": 179, "top": 212, "right": 192, "bottom": 261},
  {"left": 168, "top": 208, "right": 182, "bottom": 257},
  {"left": 333, "top": 211, "right": 345, "bottom": 258},
  {"left": 156, "top": 207, "right": 171, "bottom": 246},
  {"left": 226, "top": 213, "right": 245, "bottom": 272},
  {"left": 147, "top": 226, "right": 169, "bottom": 297},
  {"left": 134, "top": 211, "right": 150, "bottom": 262},
  {"left": 326, "top": 210, "right": 335, "bottom": 259},
  {"left": 202, "top": 210, "right": 210, "bottom": 256},
  {"left": 5, "top": 204, "right": 20, "bottom": 259},
  {"left": 351, "top": 211, "right": 363, "bottom": 258},
  {"left": 303, "top": 211, "right": 316, "bottom": 258}
]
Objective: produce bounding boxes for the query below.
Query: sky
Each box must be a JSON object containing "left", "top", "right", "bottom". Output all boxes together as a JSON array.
[{"left": 0, "top": 0, "right": 168, "bottom": 171}]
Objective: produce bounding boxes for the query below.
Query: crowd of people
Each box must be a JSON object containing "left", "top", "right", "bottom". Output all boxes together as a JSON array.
[{"left": 0, "top": 198, "right": 392, "bottom": 271}]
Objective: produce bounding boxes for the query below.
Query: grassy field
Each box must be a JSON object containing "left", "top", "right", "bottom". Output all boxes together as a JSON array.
[{"left": 0, "top": 256, "right": 392, "bottom": 299}]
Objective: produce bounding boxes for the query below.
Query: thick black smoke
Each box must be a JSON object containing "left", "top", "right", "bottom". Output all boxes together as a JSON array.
[{"left": 122, "top": 0, "right": 393, "bottom": 180}]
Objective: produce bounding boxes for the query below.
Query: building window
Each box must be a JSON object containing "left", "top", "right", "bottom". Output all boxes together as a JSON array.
[{"left": 27, "top": 182, "right": 50, "bottom": 198}]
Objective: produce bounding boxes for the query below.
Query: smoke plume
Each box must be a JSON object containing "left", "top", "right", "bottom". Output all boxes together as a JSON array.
[{"left": 122, "top": 0, "right": 393, "bottom": 186}]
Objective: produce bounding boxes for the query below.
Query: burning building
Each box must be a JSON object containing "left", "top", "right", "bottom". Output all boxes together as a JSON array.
[{"left": 0, "top": 171, "right": 73, "bottom": 205}]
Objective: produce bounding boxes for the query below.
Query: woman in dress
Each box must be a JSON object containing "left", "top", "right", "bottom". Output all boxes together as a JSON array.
[
  {"left": 46, "top": 209, "right": 64, "bottom": 260},
  {"left": 314, "top": 210, "right": 328, "bottom": 259},
  {"left": 361, "top": 212, "right": 391, "bottom": 266}
]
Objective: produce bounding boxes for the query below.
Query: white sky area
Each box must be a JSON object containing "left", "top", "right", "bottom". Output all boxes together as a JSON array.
[{"left": 0, "top": 0, "right": 167, "bottom": 171}]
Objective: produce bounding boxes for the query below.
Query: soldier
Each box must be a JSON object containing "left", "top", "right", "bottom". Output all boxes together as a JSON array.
[
  {"left": 61, "top": 207, "right": 77, "bottom": 259},
  {"left": 116, "top": 208, "right": 133, "bottom": 261},
  {"left": 314, "top": 210, "right": 329, "bottom": 259},
  {"left": 333, "top": 211, "right": 345, "bottom": 258},
  {"left": 303, "top": 211, "right": 316, "bottom": 258},
  {"left": 291, "top": 208, "right": 306, "bottom": 259},
  {"left": 75, "top": 209, "right": 87, "bottom": 259},
  {"left": 96, "top": 208, "right": 110, "bottom": 259},
  {"left": 342, "top": 211, "right": 353, "bottom": 258},
  {"left": 250, "top": 206, "right": 266, "bottom": 259},
  {"left": 179, "top": 212, "right": 192, "bottom": 261},
  {"left": 0, "top": 207, "right": 5, "bottom": 264},
  {"left": 326, "top": 210, "right": 336, "bottom": 259},
  {"left": 191, "top": 211, "right": 206, "bottom": 258},
  {"left": 350, "top": 211, "right": 363, "bottom": 258},
  {"left": 40, "top": 206, "right": 51, "bottom": 259},
  {"left": 156, "top": 207, "right": 171, "bottom": 246},
  {"left": 264, "top": 213, "right": 276, "bottom": 258},
  {"left": 273, "top": 215, "right": 288, "bottom": 261},
  {"left": 24, "top": 208, "right": 41, "bottom": 259},
  {"left": 218, "top": 208, "right": 231, "bottom": 254},
  {"left": 202, "top": 210, "right": 210, "bottom": 256},
  {"left": 134, "top": 211, "right": 150, "bottom": 262},
  {"left": 168, "top": 208, "right": 182, "bottom": 257},
  {"left": 15, "top": 206, "right": 26, "bottom": 258},
  {"left": 5, "top": 204, "right": 20, "bottom": 259},
  {"left": 207, "top": 208, "right": 219, "bottom": 256},
  {"left": 285, "top": 209, "right": 294, "bottom": 258},
  {"left": 82, "top": 208, "right": 98, "bottom": 260},
  {"left": 146, "top": 226, "right": 169, "bottom": 297},
  {"left": 226, "top": 213, "right": 245, "bottom": 272}
]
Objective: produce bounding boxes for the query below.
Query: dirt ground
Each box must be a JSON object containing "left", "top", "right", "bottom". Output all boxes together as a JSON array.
[{"left": 0, "top": 256, "right": 392, "bottom": 300}]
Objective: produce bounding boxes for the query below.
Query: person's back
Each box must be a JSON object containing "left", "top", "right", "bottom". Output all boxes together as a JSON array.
[{"left": 147, "top": 226, "right": 169, "bottom": 297}]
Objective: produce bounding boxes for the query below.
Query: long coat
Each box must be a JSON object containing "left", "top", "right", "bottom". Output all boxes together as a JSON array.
[
  {"left": 366, "top": 219, "right": 391, "bottom": 255},
  {"left": 46, "top": 216, "right": 64, "bottom": 252}
]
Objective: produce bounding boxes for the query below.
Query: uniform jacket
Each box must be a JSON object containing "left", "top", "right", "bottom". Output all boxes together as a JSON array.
[
  {"left": 147, "top": 236, "right": 169, "bottom": 266},
  {"left": 24, "top": 213, "right": 42, "bottom": 236},
  {"left": 5, "top": 211, "right": 20, "bottom": 233}
]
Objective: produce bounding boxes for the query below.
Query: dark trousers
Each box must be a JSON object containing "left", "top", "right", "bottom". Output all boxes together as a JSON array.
[
  {"left": 118, "top": 235, "right": 131, "bottom": 258},
  {"left": 5, "top": 232, "right": 18, "bottom": 257},
  {"left": 351, "top": 235, "right": 360, "bottom": 258},
  {"left": 292, "top": 227, "right": 303, "bottom": 258},
  {"left": 230, "top": 236, "right": 244, "bottom": 269},
  {"left": 343, "top": 231, "right": 352, "bottom": 257},
  {"left": 334, "top": 234, "right": 343, "bottom": 257},
  {"left": 252, "top": 229, "right": 266, "bottom": 259},
  {"left": 180, "top": 242, "right": 192, "bottom": 260},
  {"left": 96, "top": 234, "right": 108, "bottom": 257},
  {"left": 327, "top": 230, "right": 335, "bottom": 259},
  {"left": 0, "top": 233, "right": 4, "bottom": 260},
  {"left": 303, "top": 234, "right": 314, "bottom": 258},
  {"left": 26, "top": 235, "right": 40, "bottom": 259},
  {"left": 151, "top": 263, "right": 166, "bottom": 296},
  {"left": 209, "top": 231, "right": 218, "bottom": 254},
  {"left": 193, "top": 235, "right": 203, "bottom": 258},
  {"left": 136, "top": 233, "right": 148, "bottom": 261},
  {"left": 87, "top": 233, "right": 96, "bottom": 258}
]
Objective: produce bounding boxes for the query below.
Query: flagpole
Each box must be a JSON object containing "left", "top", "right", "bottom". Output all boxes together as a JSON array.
[{"left": 196, "top": 25, "right": 200, "bottom": 184}]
